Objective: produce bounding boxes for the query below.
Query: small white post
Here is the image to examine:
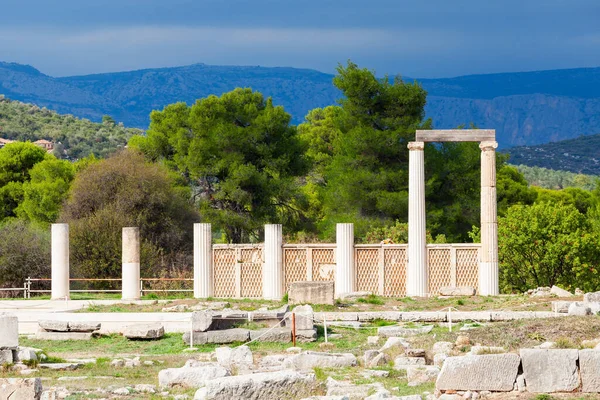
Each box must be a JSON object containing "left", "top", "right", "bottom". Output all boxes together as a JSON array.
[
  {"left": 194, "top": 223, "right": 213, "bottom": 298},
  {"left": 51, "top": 223, "right": 70, "bottom": 300},
  {"left": 324, "top": 315, "right": 328, "bottom": 343},
  {"left": 263, "top": 224, "right": 283, "bottom": 300},
  {"left": 335, "top": 223, "right": 355, "bottom": 297},
  {"left": 189, "top": 317, "right": 194, "bottom": 349},
  {"left": 122, "top": 227, "right": 141, "bottom": 300}
]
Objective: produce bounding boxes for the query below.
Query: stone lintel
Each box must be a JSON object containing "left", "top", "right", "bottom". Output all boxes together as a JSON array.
[{"left": 416, "top": 129, "right": 495, "bottom": 142}]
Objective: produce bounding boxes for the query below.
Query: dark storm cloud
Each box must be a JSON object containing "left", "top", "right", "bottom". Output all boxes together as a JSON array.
[{"left": 0, "top": 0, "right": 598, "bottom": 77}]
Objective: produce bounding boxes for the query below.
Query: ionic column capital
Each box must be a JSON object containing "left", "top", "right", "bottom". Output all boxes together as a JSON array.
[
  {"left": 408, "top": 141, "right": 425, "bottom": 151},
  {"left": 479, "top": 141, "right": 498, "bottom": 151}
]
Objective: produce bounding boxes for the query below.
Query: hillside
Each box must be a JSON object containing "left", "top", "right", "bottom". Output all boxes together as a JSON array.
[
  {"left": 0, "top": 95, "right": 142, "bottom": 159},
  {"left": 505, "top": 134, "right": 600, "bottom": 175},
  {"left": 1, "top": 61, "right": 600, "bottom": 148},
  {"left": 514, "top": 164, "right": 598, "bottom": 190}
]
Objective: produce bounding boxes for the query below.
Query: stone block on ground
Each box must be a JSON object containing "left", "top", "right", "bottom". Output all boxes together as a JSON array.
[
  {"left": 289, "top": 281, "right": 334, "bottom": 305},
  {"left": 378, "top": 325, "right": 433, "bottom": 337},
  {"left": 314, "top": 312, "right": 358, "bottom": 322},
  {"left": 67, "top": 322, "right": 101, "bottom": 332},
  {"left": 15, "top": 348, "right": 38, "bottom": 362},
  {"left": 0, "top": 313, "right": 19, "bottom": 350},
  {"left": 283, "top": 351, "right": 357, "bottom": 370},
  {"left": 183, "top": 329, "right": 251, "bottom": 345},
  {"left": 379, "top": 337, "right": 409, "bottom": 352},
  {"left": 447, "top": 311, "right": 491, "bottom": 322},
  {"left": 432, "top": 342, "right": 454, "bottom": 354},
  {"left": 0, "top": 378, "right": 42, "bottom": 400},
  {"left": 578, "top": 349, "right": 600, "bottom": 392},
  {"left": 469, "top": 346, "right": 505, "bottom": 355},
  {"left": 215, "top": 346, "right": 253, "bottom": 369},
  {"left": 193, "top": 369, "right": 316, "bottom": 400},
  {"left": 38, "top": 320, "right": 68, "bottom": 332},
  {"left": 159, "top": 360, "right": 230, "bottom": 388},
  {"left": 249, "top": 328, "right": 291, "bottom": 343},
  {"left": 584, "top": 291, "right": 600, "bottom": 303},
  {"left": 288, "top": 305, "right": 314, "bottom": 330},
  {"left": 568, "top": 302, "right": 592, "bottom": 316},
  {"left": 393, "top": 357, "right": 425, "bottom": 371},
  {"left": 191, "top": 310, "right": 245, "bottom": 332},
  {"left": 358, "top": 312, "right": 402, "bottom": 322},
  {"left": 439, "top": 286, "right": 476, "bottom": 296},
  {"left": 401, "top": 312, "right": 446, "bottom": 322},
  {"left": 436, "top": 354, "right": 521, "bottom": 391},
  {"left": 123, "top": 324, "right": 164, "bottom": 340},
  {"left": 326, "top": 377, "right": 385, "bottom": 399},
  {"left": 296, "top": 329, "right": 318, "bottom": 343},
  {"left": 0, "top": 349, "right": 13, "bottom": 364},
  {"left": 550, "top": 285, "right": 574, "bottom": 298},
  {"left": 520, "top": 349, "right": 579, "bottom": 393},
  {"left": 35, "top": 332, "right": 92, "bottom": 341},
  {"left": 406, "top": 366, "right": 440, "bottom": 386},
  {"left": 490, "top": 311, "right": 536, "bottom": 321},
  {"left": 552, "top": 301, "right": 573, "bottom": 313},
  {"left": 39, "top": 363, "right": 82, "bottom": 370},
  {"left": 363, "top": 350, "right": 389, "bottom": 368}
]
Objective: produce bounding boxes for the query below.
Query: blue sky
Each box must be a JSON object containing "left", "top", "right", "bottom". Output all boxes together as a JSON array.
[{"left": 0, "top": 0, "right": 599, "bottom": 78}]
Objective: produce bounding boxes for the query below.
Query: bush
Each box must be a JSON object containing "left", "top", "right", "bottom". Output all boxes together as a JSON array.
[
  {"left": 0, "top": 219, "right": 50, "bottom": 295},
  {"left": 498, "top": 202, "right": 600, "bottom": 293},
  {"left": 60, "top": 150, "right": 200, "bottom": 283}
]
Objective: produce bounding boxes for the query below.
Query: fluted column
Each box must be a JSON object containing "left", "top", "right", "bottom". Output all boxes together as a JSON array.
[
  {"left": 263, "top": 224, "right": 283, "bottom": 300},
  {"left": 122, "top": 227, "right": 141, "bottom": 300},
  {"left": 479, "top": 141, "right": 499, "bottom": 295},
  {"left": 335, "top": 223, "right": 355, "bottom": 297},
  {"left": 51, "top": 223, "right": 70, "bottom": 300},
  {"left": 407, "top": 142, "right": 428, "bottom": 297},
  {"left": 194, "top": 223, "right": 213, "bottom": 298}
]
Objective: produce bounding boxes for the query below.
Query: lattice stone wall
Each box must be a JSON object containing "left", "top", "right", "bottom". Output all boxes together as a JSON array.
[{"left": 213, "top": 243, "right": 479, "bottom": 298}]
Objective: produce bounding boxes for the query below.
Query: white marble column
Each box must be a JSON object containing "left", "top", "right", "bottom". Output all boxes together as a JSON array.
[
  {"left": 479, "top": 141, "right": 499, "bottom": 295},
  {"left": 335, "top": 223, "right": 355, "bottom": 297},
  {"left": 51, "top": 223, "right": 70, "bottom": 300},
  {"left": 263, "top": 224, "right": 283, "bottom": 300},
  {"left": 122, "top": 227, "right": 141, "bottom": 300},
  {"left": 194, "top": 223, "right": 213, "bottom": 298},
  {"left": 407, "top": 142, "right": 428, "bottom": 297}
]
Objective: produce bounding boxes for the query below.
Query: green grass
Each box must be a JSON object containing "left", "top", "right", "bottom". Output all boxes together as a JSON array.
[{"left": 357, "top": 294, "right": 385, "bottom": 305}]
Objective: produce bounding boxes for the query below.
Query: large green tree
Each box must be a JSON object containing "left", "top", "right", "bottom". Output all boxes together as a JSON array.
[
  {"left": 130, "top": 88, "right": 308, "bottom": 242},
  {"left": 300, "top": 61, "right": 430, "bottom": 239}
]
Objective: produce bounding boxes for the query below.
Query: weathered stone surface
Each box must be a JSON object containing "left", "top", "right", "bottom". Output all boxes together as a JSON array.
[
  {"left": 393, "top": 357, "right": 426, "bottom": 370},
  {"left": 191, "top": 310, "right": 246, "bottom": 332},
  {"left": 123, "top": 324, "right": 164, "bottom": 340},
  {"left": 433, "top": 353, "right": 447, "bottom": 367},
  {"left": 358, "top": 312, "right": 402, "bottom": 322},
  {"left": 439, "top": 286, "right": 476, "bottom": 296},
  {"left": 283, "top": 351, "right": 357, "bottom": 370},
  {"left": 0, "top": 313, "right": 18, "bottom": 349},
  {"left": 338, "top": 291, "right": 371, "bottom": 301},
  {"left": 39, "top": 363, "right": 82, "bottom": 370},
  {"left": 436, "top": 354, "right": 520, "bottom": 391},
  {"left": 289, "top": 281, "right": 335, "bottom": 305},
  {"left": 289, "top": 305, "right": 314, "bottom": 330},
  {"left": 584, "top": 291, "right": 600, "bottom": 303},
  {"left": 367, "top": 336, "right": 380, "bottom": 345},
  {"left": 402, "top": 312, "right": 446, "bottom": 322},
  {"left": 193, "top": 369, "right": 316, "bottom": 400},
  {"left": 15, "top": 348, "right": 38, "bottom": 362},
  {"left": 35, "top": 332, "right": 92, "bottom": 341},
  {"left": 568, "top": 302, "right": 592, "bottom": 316},
  {"left": 250, "top": 328, "right": 292, "bottom": 342},
  {"left": 191, "top": 310, "right": 216, "bottom": 332},
  {"left": 68, "top": 322, "right": 101, "bottom": 332},
  {"left": 215, "top": 346, "right": 253, "bottom": 369},
  {"left": 301, "top": 396, "right": 349, "bottom": 400},
  {"left": 315, "top": 312, "right": 358, "bottom": 322},
  {"left": 550, "top": 285, "right": 574, "bottom": 298},
  {"left": 447, "top": 311, "right": 491, "bottom": 322},
  {"left": 432, "top": 342, "right": 454, "bottom": 354},
  {"left": 578, "top": 350, "right": 600, "bottom": 392},
  {"left": 363, "top": 351, "right": 388, "bottom": 368},
  {"left": 552, "top": 301, "right": 573, "bottom": 313},
  {"left": 379, "top": 337, "right": 409, "bottom": 352},
  {"left": 490, "top": 311, "right": 536, "bottom": 321},
  {"left": 158, "top": 361, "right": 230, "bottom": 388},
  {"left": 258, "top": 354, "right": 290, "bottom": 371},
  {"left": 0, "top": 349, "right": 13, "bottom": 364},
  {"left": 326, "top": 378, "right": 385, "bottom": 399},
  {"left": 39, "top": 320, "right": 69, "bottom": 332},
  {"left": 378, "top": 325, "right": 433, "bottom": 337},
  {"left": 520, "top": 349, "right": 580, "bottom": 393},
  {"left": 296, "top": 329, "right": 318, "bottom": 342},
  {"left": 0, "top": 378, "right": 42, "bottom": 400},
  {"left": 406, "top": 366, "right": 440, "bottom": 386}
]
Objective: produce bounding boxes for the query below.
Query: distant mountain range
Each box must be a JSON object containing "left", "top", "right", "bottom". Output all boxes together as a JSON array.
[
  {"left": 1, "top": 61, "right": 599, "bottom": 148},
  {"left": 505, "top": 133, "right": 600, "bottom": 175}
]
